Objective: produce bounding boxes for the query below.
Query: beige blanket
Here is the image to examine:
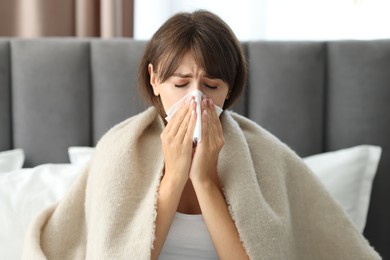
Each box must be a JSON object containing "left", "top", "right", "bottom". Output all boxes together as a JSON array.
[{"left": 22, "top": 107, "right": 381, "bottom": 260}]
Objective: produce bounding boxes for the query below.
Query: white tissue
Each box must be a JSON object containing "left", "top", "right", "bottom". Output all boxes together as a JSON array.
[{"left": 165, "top": 90, "right": 223, "bottom": 143}]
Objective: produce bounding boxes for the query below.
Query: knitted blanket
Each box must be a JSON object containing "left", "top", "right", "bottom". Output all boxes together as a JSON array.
[{"left": 22, "top": 107, "right": 381, "bottom": 260}]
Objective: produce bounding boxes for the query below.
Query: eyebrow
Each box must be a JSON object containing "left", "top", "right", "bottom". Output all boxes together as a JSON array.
[
  {"left": 172, "top": 73, "right": 218, "bottom": 80},
  {"left": 172, "top": 73, "right": 192, "bottom": 78}
]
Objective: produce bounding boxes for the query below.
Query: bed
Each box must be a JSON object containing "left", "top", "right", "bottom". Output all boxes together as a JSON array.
[{"left": 0, "top": 38, "right": 389, "bottom": 259}]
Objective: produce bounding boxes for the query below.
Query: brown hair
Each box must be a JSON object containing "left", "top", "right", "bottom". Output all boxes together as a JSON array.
[{"left": 138, "top": 10, "right": 247, "bottom": 119}]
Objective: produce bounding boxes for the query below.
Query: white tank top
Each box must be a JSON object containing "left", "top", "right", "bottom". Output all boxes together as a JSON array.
[{"left": 159, "top": 212, "right": 219, "bottom": 260}]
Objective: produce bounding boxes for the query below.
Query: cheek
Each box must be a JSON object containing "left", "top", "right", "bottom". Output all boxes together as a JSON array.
[
  {"left": 213, "top": 99, "right": 226, "bottom": 109},
  {"left": 158, "top": 87, "right": 187, "bottom": 111},
  {"left": 210, "top": 90, "right": 229, "bottom": 108},
  {"left": 159, "top": 96, "right": 176, "bottom": 112}
]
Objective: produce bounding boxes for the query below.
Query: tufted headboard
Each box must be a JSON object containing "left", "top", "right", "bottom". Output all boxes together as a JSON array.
[{"left": 0, "top": 38, "right": 389, "bottom": 258}]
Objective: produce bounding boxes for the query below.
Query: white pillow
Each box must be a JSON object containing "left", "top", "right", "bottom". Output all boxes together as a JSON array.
[
  {"left": 0, "top": 149, "right": 25, "bottom": 174},
  {"left": 68, "top": 146, "right": 95, "bottom": 165},
  {"left": 0, "top": 163, "right": 84, "bottom": 260},
  {"left": 303, "top": 145, "right": 381, "bottom": 233}
]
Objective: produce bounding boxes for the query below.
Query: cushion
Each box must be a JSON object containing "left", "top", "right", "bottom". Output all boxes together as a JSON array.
[
  {"left": 68, "top": 146, "right": 95, "bottom": 165},
  {"left": 303, "top": 145, "right": 381, "bottom": 232},
  {"left": 0, "top": 149, "right": 25, "bottom": 174},
  {"left": 0, "top": 163, "right": 84, "bottom": 260}
]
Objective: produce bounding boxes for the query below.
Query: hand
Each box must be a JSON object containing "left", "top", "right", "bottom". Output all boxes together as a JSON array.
[
  {"left": 161, "top": 97, "right": 197, "bottom": 186},
  {"left": 190, "top": 96, "right": 224, "bottom": 183}
]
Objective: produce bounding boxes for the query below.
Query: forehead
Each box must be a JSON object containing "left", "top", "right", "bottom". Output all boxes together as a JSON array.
[
  {"left": 173, "top": 52, "right": 203, "bottom": 72},
  {"left": 157, "top": 48, "right": 205, "bottom": 77},
  {"left": 156, "top": 44, "right": 226, "bottom": 84}
]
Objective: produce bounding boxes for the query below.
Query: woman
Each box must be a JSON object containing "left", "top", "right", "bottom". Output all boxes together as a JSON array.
[
  {"left": 23, "top": 10, "right": 380, "bottom": 260},
  {"left": 141, "top": 10, "right": 247, "bottom": 259}
]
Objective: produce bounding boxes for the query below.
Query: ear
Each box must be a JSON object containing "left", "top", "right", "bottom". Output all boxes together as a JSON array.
[{"left": 148, "top": 64, "right": 159, "bottom": 96}]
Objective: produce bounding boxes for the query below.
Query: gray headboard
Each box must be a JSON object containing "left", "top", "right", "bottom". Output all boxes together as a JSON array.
[{"left": 0, "top": 38, "right": 389, "bottom": 258}]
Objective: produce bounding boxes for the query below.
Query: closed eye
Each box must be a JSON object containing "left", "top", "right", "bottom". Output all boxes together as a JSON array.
[
  {"left": 205, "top": 84, "right": 218, "bottom": 89},
  {"left": 175, "top": 83, "right": 188, "bottom": 88}
]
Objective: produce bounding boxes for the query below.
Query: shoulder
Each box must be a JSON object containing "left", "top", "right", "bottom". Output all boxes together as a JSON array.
[
  {"left": 222, "top": 110, "right": 289, "bottom": 151},
  {"left": 222, "top": 110, "right": 306, "bottom": 168},
  {"left": 108, "top": 107, "right": 159, "bottom": 133},
  {"left": 223, "top": 111, "right": 279, "bottom": 142},
  {"left": 96, "top": 107, "right": 161, "bottom": 147},
  {"left": 222, "top": 111, "right": 324, "bottom": 197}
]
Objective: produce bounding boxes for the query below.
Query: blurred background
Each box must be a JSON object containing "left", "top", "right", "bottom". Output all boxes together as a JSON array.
[{"left": 1, "top": 0, "right": 390, "bottom": 40}]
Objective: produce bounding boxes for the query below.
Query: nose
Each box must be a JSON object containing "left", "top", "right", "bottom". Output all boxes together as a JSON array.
[{"left": 188, "top": 80, "right": 203, "bottom": 93}]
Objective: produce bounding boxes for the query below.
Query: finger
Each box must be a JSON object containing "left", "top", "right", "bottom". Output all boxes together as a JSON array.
[
  {"left": 175, "top": 98, "right": 197, "bottom": 143},
  {"left": 201, "top": 98, "right": 211, "bottom": 144},
  {"left": 208, "top": 98, "right": 223, "bottom": 137},
  {"left": 184, "top": 108, "right": 197, "bottom": 145},
  {"left": 166, "top": 96, "right": 194, "bottom": 136},
  {"left": 201, "top": 98, "right": 222, "bottom": 147}
]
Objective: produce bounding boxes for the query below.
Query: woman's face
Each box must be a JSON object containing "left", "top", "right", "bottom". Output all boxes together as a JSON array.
[{"left": 149, "top": 51, "right": 230, "bottom": 113}]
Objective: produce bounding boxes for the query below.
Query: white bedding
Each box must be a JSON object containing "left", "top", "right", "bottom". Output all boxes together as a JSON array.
[
  {"left": 0, "top": 145, "right": 381, "bottom": 260},
  {"left": 0, "top": 149, "right": 24, "bottom": 174},
  {"left": 0, "top": 164, "right": 84, "bottom": 260}
]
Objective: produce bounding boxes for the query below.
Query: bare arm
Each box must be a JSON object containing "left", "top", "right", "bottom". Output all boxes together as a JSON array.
[
  {"left": 151, "top": 98, "right": 197, "bottom": 259},
  {"left": 151, "top": 174, "right": 186, "bottom": 260},
  {"left": 192, "top": 178, "right": 249, "bottom": 260},
  {"left": 190, "top": 98, "right": 249, "bottom": 259}
]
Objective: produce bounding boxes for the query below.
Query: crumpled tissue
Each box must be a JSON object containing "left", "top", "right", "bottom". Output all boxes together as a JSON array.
[{"left": 165, "top": 90, "right": 223, "bottom": 144}]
